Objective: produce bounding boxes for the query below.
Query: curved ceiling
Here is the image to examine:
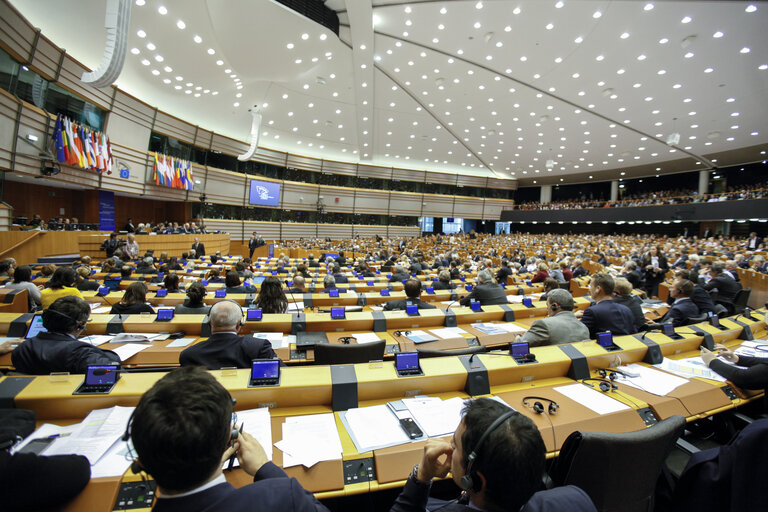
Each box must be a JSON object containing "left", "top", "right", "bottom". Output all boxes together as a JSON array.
[{"left": 10, "top": 0, "right": 768, "bottom": 185}]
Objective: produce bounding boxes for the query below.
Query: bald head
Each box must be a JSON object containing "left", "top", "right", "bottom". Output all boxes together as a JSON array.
[{"left": 209, "top": 301, "right": 242, "bottom": 332}]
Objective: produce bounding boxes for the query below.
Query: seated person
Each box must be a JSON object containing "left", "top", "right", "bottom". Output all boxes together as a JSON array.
[
  {"left": 621, "top": 260, "right": 644, "bottom": 290},
  {"left": 150, "top": 265, "right": 170, "bottom": 284},
  {"left": 331, "top": 264, "right": 349, "bottom": 284},
  {"left": 539, "top": 278, "right": 560, "bottom": 302},
  {"left": 495, "top": 260, "right": 513, "bottom": 284},
  {"left": 136, "top": 256, "right": 158, "bottom": 274},
  {"left": 612, "top": 277, "right": 646, "bottom": 332},
  {"left": 703, "top": 262, "right": 742, "bottom": 314},
  {"left": 120, "top": 265, "right": 139, "bottom": 281},
  {"left": 224, "top": 271, "right": 255, "bottom": 294},
  {"left": 356, "top": 261, "right": 375, "bottom": 278},
  {"left": 320, "top": 275, "right": 345, "bottom": 294},
  {"left": 129, "top": 367, "right": 327, "bottom": 512},
  {"left": 287, "top": 275, "right": 306, "bottom": 294},
  {"left": 674, "top": 270, "right": 717, "bottom": 314},
  {"left": 432, "top": 270, "right": 455, "bottom": 290},
  {"left": 75, "top": 266, "right": 100, "bottom": 292},
  {"left": 167, "top": 257, "right": 183, "bottom": 271},
  {"left": 389, "top": 264, "right": 411, "bottom": 283},
  {"left": 4, "top": 265, "right": 41, "bottom": 311},
  {"left": 12, "top": 296, "right": 120, "bottom": 374},
  {"left": 653, "top": 279, "right": 699, "bottom": 327},
  {"left": 559, "top": 260, "right": 573, "bottom": 282},
  {"left": 572, "top": 259, "right": 589, "bottom": 278},
  {"left": 174, "top": 282, "right": 211, "bottom": 315},
  {"left": 383, "top": 279, "right": 437, "bottom": 311},
  {"left": 179, "top": 301, "right": 276, "bottom": 369},
  {"left": 516, "top": 289, "right": 590, "bottom": 347},
  {"left": 460, "top": 270, "right": 508, "bottom": 306},
  {"left": 701, "top": 344, "right": 768, "bottom": 407},
  {"left": 110, "top": 282, "right": 156, "bottom": 315},
  {"left": 163, "top": 273, "right": 183, "bottom": 293},
  {"left": 205, "top": 269, "right": 226, "bottom": 284},
  {"left": 295, "top": 263, "right": 311, "bottom": 278},
  {"left": 530, "top": 262, "right": 550, "bottom": 283},
  {"left": 576, "top": 273, "right": 635, "bottom": 338},
  {"left": 252, "top": 276, "right": 289, "bottom": 314},
  {"left": 40, "top": 267, "right": 83, "bottom": 309}
]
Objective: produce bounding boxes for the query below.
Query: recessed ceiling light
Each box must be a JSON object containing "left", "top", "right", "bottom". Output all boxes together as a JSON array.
[
  {"left": 137, "top": 30, "right": 146, "bottom": 38},
  {"left": 657, "top": 69, "right": 666, "bottom": 75},
  {"left": 593, "top": 10, "right": 602, "bottom": 18},
  {"left": 659, "top": 37, "right": 669, "bottom": 44},
  {"left": 193, "top": 35, "right": 202, "bottom": 43},
  {"left": 620, "top": 32, "right": 630, "bottom": 39},
  {"left": 176, "top": 20, "right": 185, "bottom": 30},
  {"left": 637, "top": 54, "right": 646, "bottom": 60},
  {"left": 320, "top": 33, "right": 327, "bottom": 41},
  {"left": 546, "top": 23, "right": 554, "bottom": 30},
  {"left": 713, "top": 31, "right": 724, "bottom": 38},
  {"left": 684, "top": 52, "right": 694, "bottom": 58},
  {"left": 151, "top": 69, "right": 159, "bottom": 75},
  {"left": 174, "top": 85, "right": 181, "bottom": 90},
  {"left": 158, "top": 5, "right": 167, "bottom": 15},
  {"left": 681, "top": 16, "right": 692, "bottom": 23},
  {"left": 759, "top": 64, "right": 768, "bottom": 70},
  {"left": 704, "top": 67, "right": 713, "bottom": 73},
  {"left": 475, "top": 1, "right": 483, "bottom": 9},
  {"left": 130, "top": 47, "right": 140, "bottom": 55},
  {"left": 740, "top": 47, "right": 751, "bottom": 54},
  {"left": 154, "top": 55, "right": 163, "bottom": 62},
  {"left": 163, "top": 65, "right": 172, "bottom": 72},
  {"left": 644, "top": 3, "right": 654, "bottom": 10},
  {"left": 745, "top": 4, "right": 757, "bottom": 13},
  {"left": 146, "top": 42, "right": 156, "bottom": 51},
  {"left": 617, "top": 68, "right": 625, "bottom": 74},
  {"left": 207, "top": 48, "right": 215, "bottom": 55},
  {"left": 141, "top": 59, "right": 150, "bottom": 66},
  {"left": 596, "top": 54, "right": 604, "bottom": 61},
  {"left": 135, "top": 0, "right": 145, "bottom": 5},
  {"left": 163, "top": 78, "right": 170, "bottom": 84}
]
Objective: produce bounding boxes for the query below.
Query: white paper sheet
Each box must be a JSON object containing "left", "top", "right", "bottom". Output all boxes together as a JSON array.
[
  {"left": 91, "top": 306, "right": 112, "bottom": 314},
  {"left": 506, "top": 295, "right": 526, "bottom": 303},
  {"left": 553, "top": 383, "right": 632, "bottom": 415},
  {"left": 275, "top": 413, "right": 342, "bottom": 468},
  {"left": 79, "top": 335, "right": 114, "bottom": 346},
  {"left": 111, "top": 333, "right": 152, "bottom": 343},
  {"left": 166, "top": 337, "right": 196, "bottom": 348},
  {"left": 617, "top": 363, "right": 689, "bottom": 396},
  {"left": 369, "top": 306, "right": 384, "bottom": 311},
  {"left": 44, "top": 406, "right": 134, "bottom": 465},
  {"left": 654, "top": 357, "right": 728, "bottom": 382},
  {"left": 112, "top": 343, "right": 151, "bottom": 361},
  {"left": 734, "top": 340, "right": 768, "bottom": 358},
  {"left": 495, "top": 322, "right": 529, "bottom": 334},
  {"left": 349, "top": 332, "right": 383, "bottom": 345},
  {"left": 406, "top": 330, "right": 438, "bottom": 343},
  {"left": 403, "top": 397, "right": 465, "bottom": 437},
  {"left": 343, "top": 405, "right": 410, "bottom": 453},
  {"left": 287, "top": 302, "right": 304, "bottom": 312},
  {"left": 90, "top": 438, "right": 134, "bottom": 478},
  {"left": 252, "top": 332, "right": 289, "bottom": 350},
  {"left": 428, "top": 327, "right": 468, "bottom": 340},
  {"left": 223, "top": 407, "right": 273, "bottom": 470},
  {"left": 11, "top": 423, "right": 79, "bottom": 454}
]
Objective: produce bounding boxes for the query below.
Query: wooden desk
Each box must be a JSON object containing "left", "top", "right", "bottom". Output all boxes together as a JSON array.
[{"left": 77, "top": 233, "right": 231, "bottom": 259}]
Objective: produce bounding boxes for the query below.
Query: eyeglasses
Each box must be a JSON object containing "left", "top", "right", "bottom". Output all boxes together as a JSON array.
[{"left": 339, "top": 336, "right": 356, "bottom": 344}]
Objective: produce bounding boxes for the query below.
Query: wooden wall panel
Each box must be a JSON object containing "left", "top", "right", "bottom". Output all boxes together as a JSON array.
[
  {"left": 453, "top": 197, "right": 484, "bottom": 219},
  {"left": 286, "top": 154, "right": 322, "bottom": 172},
  {"left": 391, "top": 168, "right": 425, "bottom": 183},
  {"left": 316, "top": 223, "right": 353, "bottom": 239},
  {"left": 0, "top": 230, "right": 109, "bottom": 263},
  {"left": 321, "top": 159, "right": 356, "bottom": 176},
  {"left": 483, "top": 198, "right": 515, "bottom": 220},
  {"left": 5, "top": 180, "right": 84, "bottom": 221},
  {"left": 352, "top": 189, "right": 389, "bottom": 215},
  {"left": 487, "top": 177, "right": 517, "bottom": 191},
  {"left": 154, "top": 111, "right": 197, "bottom": 145}
]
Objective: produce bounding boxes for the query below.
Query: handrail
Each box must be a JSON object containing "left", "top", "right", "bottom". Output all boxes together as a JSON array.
[{"left": 0, "top": 230, "right": 44, "bottom": 258}]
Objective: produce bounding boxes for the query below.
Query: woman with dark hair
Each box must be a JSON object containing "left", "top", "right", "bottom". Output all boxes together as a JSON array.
[
  {"left": 174, "top": 282, "right": 211, "bottom": 314},
  {"left": 295, "top": 263, "right": 311, "bottom": 278},
  {"left": 539, "top": 277, "right": 560, "bottom": 302},
  {"left": 252, "top": 276, "right": 288, "bottom": 314},
  {"left": 5, "top": 265, "right": 42, "bottom": 310},
  {"left": 163, "top": 273, "right": 182, "bottom": 293},
  {"left": 40, "top": 267, "right": 82, "bottom": 309},
  {"left": 167, "top": 256, "right": 182, "bottom": 271},
  {"left": 642, "top": 245, "right": 669, "bottom": 298},
  {"left": 76, "top": 266, "right": 100, "bottom": 292},
  {"left": 224, "top": 271, "right": 255, "bottom": 294},
  {"left": 204, "top": 269, "right": 225, "bottom": 283},
  {"left": 110, "top": 282, "right": 155, "bottom": 315}
]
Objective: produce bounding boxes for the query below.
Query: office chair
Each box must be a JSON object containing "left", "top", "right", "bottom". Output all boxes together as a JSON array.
[
  {"left": 313, "top": 340, "right": 385, "bottom": 365},
  {"left": 550, "top": 415, "right": 685, "bottom": 512},
  {"left": 416, "top": 346, "right": 488, "bottom": 358},
  {"left": 732, "top": 288, "right": 751, "bottom": 315},
  {"left": 521, "top": 485, "right": 597, "bottom": 512},
  {"left": 683, "top": 313, "right": 708, "bottom": 326}
]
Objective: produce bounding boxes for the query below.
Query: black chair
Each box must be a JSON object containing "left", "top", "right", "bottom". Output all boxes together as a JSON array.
[
  {"left": 313, "top": 340, "right": 385, "bottom": 365},
  {"left": 416, "top": 346, "right": 488, "bottom": 358},
  {"left": 683, "top": 313, "right": 708, "bottom": 326},
  {"left": 559, "top": 282, "right": 571, "bottom": 290},
  {"left": 521, "top": 485, "right": 597, "bottom": 512},
  {"left": 550, "top": 415, "right": 686, "bottom": 512},
  {"left": 732, "top": 287, "right": 751, "bottom": 315}
]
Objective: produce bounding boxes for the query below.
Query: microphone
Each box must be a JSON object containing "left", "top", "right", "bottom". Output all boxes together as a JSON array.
[
  {"left": 97, "top": 290, "right": 122, "bottom": 320},
  {"left": 284, "top": 279, "right": 300, "bottom": 314},
  {"left": 444, "top": 295, "right": 465, "bottom": 311},
  {"left": 736, "top": 306, "right": 758, "bottom": 322}
]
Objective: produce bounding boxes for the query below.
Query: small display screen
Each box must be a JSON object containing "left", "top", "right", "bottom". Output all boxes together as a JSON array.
[
  {"left": 98, "top": 287, "right": 110, "bottom": 296},
  {"left": 367, "top": 280, "right": 374, "bottom": 286},
  {"left": 662, "top": 323, "right": 675, "bottom": 336},
  {"left": 395, "top": 352, "right": 419, "bottom": 371},
  {"left": 201, "top": 279, "right": 209, "bottom": 286},
  {"left": 329, "top": 289, "right": 339, "bottom": 297},
  {"left": 157, "top": 308, "right": 174, "bottom": 321},
  {"left": 251, "top": 360, "right": 279, "bottom": 380},
  {"left": 426, "top": 287, "right": 435, "bottom": 294},
  {"left": 104, "top": 278, "right": 121, "bottom": 291},
  {"left": 25, "top": 315, "right": 47, "bottom": 338},
  {"left": 406, "top": 304, "right": 419, "bottom": 316},
  {"left": 510, "top": 342, "right": 530, "bottom": 357},
  {"left": 215, "top": 290, "right": 226, "bottom": 298},
  {"left": 155, "top": 289, "right": 167, "bottom": 297},
  {"left": 597, "top": 331, "right": 614, "bottom": 347},
  {"left": 84, "top": 366, "right": 118, "bottom": 386},
  {"left": 525, "top": 280, "right": 533, "bottom": 286},
  {"left": 381, "top": 289, "right": 390, "bottom": 296},
  {"left": 709, "top": 314, "right": 720, "bottom": 327},
  {"left": 466, "top": 284, "right": 473, "bottom": 292},
  {"left": 522, "top": 297, "right": 533, "bottom": 307},
  {"left": 157, "top": 272, "right": 164, "bottom": 278},
  {"left": 246, "top": 309, "right": 263, "bottom": 321},
  {"left": 331, "top": 307, "right": 345, "bottom": 319},
  {"left": 470, "top": 300, "right": 482, "bottom": 312}
]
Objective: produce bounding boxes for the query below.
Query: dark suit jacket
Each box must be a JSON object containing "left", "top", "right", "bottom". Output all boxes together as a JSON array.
[
  {"left": 191, "top": 242, "right": 206, "bottom": 256},
  {"left": 690, "top": 285, "right": 717, "bottom": 314},
  {"left": 580, "top": 299, "right": 636, "bottom": 338},
  {"left": 432, "top": 281, "right": 455, "bottom": 290},
  {"left": 703, "top": 275, "right": 742, "bottom": 303},
  {"left": 179, "top": 332, "right": 276, "bottom": 369},
  {"left": 612, "top": 295, "right": 646, "bottom": 331},
  {"left": 152, "top": 462, "right": 328, "bottom": 512},
  {"left": 495, "top": 266, "right": 513, "bottom": 283},
  {"left": 389, "top": 272, "right": 410, "bottom": 282},
  {"left": 623, "top": 270, "right": 644, "bottom": 290},
  {"left": 307, "top": 260, "right": 320, "bottom": 268},
  {"left": 332, "top": 273, "right": 349, "bottom": 284},
  {"left": 12, "top": 332, "right": 121, "bottom": 374},
  {"left": 660, "top": 297, "right": 700, "bottom": 326},
  {"left": 77, "top": 279, "right": 100, "bottom": 292},
  {"left": 459, "top": 283, "right": 508, "bottom": 306},
  {"left": 382, "top": 298, "right": 436, "bottom": 311}
]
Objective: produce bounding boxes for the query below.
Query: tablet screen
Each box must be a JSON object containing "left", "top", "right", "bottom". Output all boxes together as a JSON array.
[
  {"left": 395, "top": 352, "right": 419, "bottom": 371},
  {"left": 246, "top": 309, "right": 263, "bottom": 321},
  {"left": 156, "top": 308, "right": 174, "bottom": 321},
  {"left": 251, "top": 360, "right": 279, "bottom": 380},
  {"left": 84, "top": 365, "right": 119, "bottom": 386},
  {"left": 25, "top": 315, "right": 47, "bottom": 339},
  {"left": 510, "top": 342, "right": 529, "bottom": 357},
  {"left": 331, "top": 307, "right": 345, "bottom": 319}
]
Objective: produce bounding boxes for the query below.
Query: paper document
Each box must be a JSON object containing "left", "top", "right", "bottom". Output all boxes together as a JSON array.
[
  {"left": 111, "top": 333, "right": 152, "bottom": 343},
  {"left": 654, "top": 357, "right": 728, "bottom": 382},
  {"left": 287, "top": 302, "right": 304, "bottom": 312},
  {"left": 343, "top": 405, "right": 410, "bottom": 453},
  {"left": 429, "top": 327, "right": 468, "bottom": 340},
  {"left": 112, "top": 343, "right": 151, "bottom": 361},
  {"left": 90, "top": 438, "right": 134, "bottom": 478},
  {"left": 617, "top": 363, "right": 689, "bottom": 396},
  {"left": 349, "top": 332, "right": 383, "bottom": 345},
  {"left": 495, "top": 322, "right": 528, "bottom": 334},
  {"left": 734, "top": 340, "right": 768, "bottom": 358},
  {"left": 275, "top": 413, "right": 342, "bottom": 468},
  {"left": 11, "top": 423, "right": 79, "bottom": 454},
  {"left": 405, "top": 330, "right": 438, "bottom": 344},
  {"left": 44, "top": 406, "right": 134, "bottom": 465},
  {"left": 554, "top": 383, "right": 632, "bottom": 415},
  {"left": 91, "top": 306, "right": 112, "bottom": 314},
  {"left": 79, "top": 335, "right": 114, "bottom": 346},
  {"left": 403, "top": 396, "right": 465, "bottom": 437},
  {"left": 223, "top": 408, "right": 273, "bottom": 469},
  {"left": 253, "top": 332, "right": 289, "bottom": 350},
  {"left": 472, "top": 323, "right": 508, "bottom": 335},
  {"left": 507, "top": 295, "right": 526, "bottom": 303},
  {"left": 166, "top": 337, "right": 196, "bottom": 348}
]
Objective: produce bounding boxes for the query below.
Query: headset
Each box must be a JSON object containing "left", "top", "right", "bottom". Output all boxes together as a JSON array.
[
  {"left": 209, "top": 299, "right": 245, "bottom": 328},
  {"left": 522, "top": 396, "right": 559, "bottom": 415},
  {"left": 44, "top": 307, "right": 88, "bottom": 332},
  {"left": 581, "top": 377, "right": 618, "bottom": 393},
  {"left": 459, "top": 410, "right": 517, "bottom": 492}
]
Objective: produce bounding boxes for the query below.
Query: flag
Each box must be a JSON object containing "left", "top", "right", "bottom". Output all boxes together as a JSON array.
[
  {"left": 54, "top": 115, "right": 66, "bottom": 163},
  {"left": 186, "top": 162, "right": 194, "bottom": 190},
  {"left": 65, "top": 118, "right": 78, "bottom": 166},
  {"left": 174, "top": 158, "right": 181, "bottom": 188},
  {"left": 60, "top": 118, "right": 71, "bottom": 165},
  {"left": 74, "top": 125, "right": 85, "bottom": 168}
]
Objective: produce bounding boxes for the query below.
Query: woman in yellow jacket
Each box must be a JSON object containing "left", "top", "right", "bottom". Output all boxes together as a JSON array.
[{"left": 41, "top": 267, "right": 83, "bottom": 309}]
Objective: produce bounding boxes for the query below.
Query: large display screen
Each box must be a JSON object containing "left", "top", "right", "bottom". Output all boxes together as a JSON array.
[{"left": 248, "top": 180, "right": 281, "bottom": 207}]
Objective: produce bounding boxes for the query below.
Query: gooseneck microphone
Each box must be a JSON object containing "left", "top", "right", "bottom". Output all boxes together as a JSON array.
[{"left": 284, "top": 279, "right": 300, "bottom": 314}]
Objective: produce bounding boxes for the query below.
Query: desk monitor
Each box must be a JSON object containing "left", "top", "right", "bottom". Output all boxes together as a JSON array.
[
  {"left": 381, "top": 289, "right": 390, "bottom": 296},
  {"left": 367, "top": 280, "right": 374, "bottom": 286},
  {"left": 597, "top": 331, "right": 620, "bottom": 351},
  {"left": 331, "top": 307, "right": 346, "bottom": 319},
  {"left": 249, "top": 359, "right": 280, "bottom": 387},
  {"left": 97, "top": 286, "right": 110, "bottom": 296},
  {"left": 465, "top": 284, "right": 473, "bottom": 292},
  {"left": 405, "top": 303, "right": 419, "bottom": 316},
  {"left": 246, "top": 308, "right": 263, "bottom": 322},
  {"left": 156, "top": 308, "right": 175, "bottom": 322},
  {"left": 329, "top": 289, "right": 340, "bottom": 298},
  {"left": 522, "top": 297, "right": 534, "bottom": 307},
  {"left": 661, "top": 323, "right": 684, "bottom": 340},
  {"left": 24, "top": 314, "right": 47, "bottom": 339},
  {"left": 510, "top": 342, "right": 536, "bottom": 364},
  {"left": 470, "top": 300, "right": 482, "bottom": 312},
  {"left": 104, "top": 278, "right": 121, "bottom": 291},
  {"left": 155, "top": 289, "right": 168, "bottom": 298},
  {"left": 708, "top": 312, "right": 728, "bottom": 331},
  {"left": 271, "top": 271, "right": 278, "bottom": 275},
  {"left": 525, "top": 280, "right": 533, "bottom": 287},
  {"left": 286, "top": 280, "right": 293, "bottom": 288},
  {"left": 215, "top": 289, "right": 226, "bottom": 298},
  {"left": 73, "top": 365, "right": 120, "bottom": 395},
  {"left": 426, "top": 287, "right": 435, "bottom": 294},
  {"left": 460, "top": 276, "right": 466, "bottom": 282},
  {"left": 157, "top": 272, "right": 165, "bottom": 278},
  {"left": 395, "top": 352, "right": 422, "bottom": 377}
]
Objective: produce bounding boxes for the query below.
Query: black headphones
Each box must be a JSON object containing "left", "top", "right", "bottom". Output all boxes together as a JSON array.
[
  {"left": 44, "top": 308, "right": 87, "bottom": 331},
  {"left": 522, "top": 396, "right": 559, "bottom": 415},
  {"left": 550, "top": 303, "right": 559, "bottom": 312},
  {"left": 459, "top": 410, "right": 517, "bottom": 492},
  {"left": 210, "top": 299, "right": 245, "bottom": 326},
  {"left": 598, "top": 368, "right": 620, "bottom": 381},
  {"left": 582, "top": 378, "right": 618, "bottom": 393}
]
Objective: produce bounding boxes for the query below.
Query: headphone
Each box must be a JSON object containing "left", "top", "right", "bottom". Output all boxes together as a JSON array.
[
  {"left": 598, "top": 368, "right": 621, "bottom": 381},
  {"left": 550, "top": 303, "right": 559, "bottom": 312},
  {"left": 581, "top": 378, "right": 618, "bottom": 393},
  {"left": 210, "top": 299, "right": 245, "bottom": 327},
  {"left": 522, "top": 396, "right": 559, "bottom": 415},
  {"left": 44, "top": 308, "right": 87, "bottom": 332},
  {"left": 459, "top": 410, "right": 517, "bottom": 492}
]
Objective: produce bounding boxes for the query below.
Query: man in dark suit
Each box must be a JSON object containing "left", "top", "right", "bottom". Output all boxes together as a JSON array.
[
  {"left": 432, "top": 270, "right": 455, "bottom": 290},
  {"left": 752, "top": 255, "right": 768, "bottom": 274},
  {"left": 191, "top": 238, "right": 206, "bottom": 257},
  {"left": 460, "top": 270, "right": 508, "bottom": 306},
  {"left": 129, "top": 366, "right": 328, "bottom": 512},
  {"left": 495, "top": 260, "right": 513, "bottom": 284},
  {"left": 335, "top": 251, "right": 347, "bottom": 266},
  {"left": 12, "top": 296, "right": 120, "bottom": 374},
  {"left": 672, "top": 270, "right": 717, "bottom": 315},
  {"left": 179, "top": 301, "right": 276, "bottom": 369},
  {"left": 388, "top": 264, "right": 410, "bottom": 283},
  {"left": 577, "top": 273, "right": 636, "bottom": 338},
  {"left": 123, "top": 218, "right": 135, "bottom": 233},
  {"left": 746, "top": 232, "right": 762, "bottom": 250},
  {"left": 655, "top": 279, "right": 700, "bottom": 327},
  {"left": 612, "top": 278, "right": 646, "bottom": 332},
  {"left": 331, "top": 264, "right": 349, "bottom": 284},
  {"left": 320, "top": 274, "right": 346, "bottom": 294},
  {"left": 620, "top": 261, "right": 643, "bottom": 290},
  {"left": 307, "top": 254, "right": 320, "bottom": 268},
  {"left": 136, "top": 256, "right": 158, "bottom": 274},
  {"left": 383, "top": 279, "right": 437, "bottom": 311},
  {"left": 703, "top": 263, "right": 742, "bottom": 314}
]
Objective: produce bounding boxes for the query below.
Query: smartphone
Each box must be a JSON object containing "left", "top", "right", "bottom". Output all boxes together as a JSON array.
[{"left": 399, "top": 417, "right": 424, "bottom": 439}]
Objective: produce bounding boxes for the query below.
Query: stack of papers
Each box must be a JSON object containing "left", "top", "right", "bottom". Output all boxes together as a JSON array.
[
  {"left": 252, "top": 332, "right": 294, "bottom": 350},
  {"left": 348, "top": 332, "right": 383, "bottom": 345},
  {"left": 405, "top": 330, "right": 438, "bottom": 343},
  {"left": 80, "top": 335, "right": 114, "bottom": 346},
  {"left": 91, "top": 306, "right": 112, "bottom": 314},
  {"left": 734, "top": 340, "right": 768, "bottom": 358},
  {"left": 166, "top": 337, "right": 196, "bottom": 348},
  {"left": 287, "top": 302, "right": 304, "bottom": 312},
  {"left": 343, "top": 405, "right": 411, "bottom": 453},
  {"left": 494, "top": 322, "right": 528, "bottom": 334},
  {"left": 112, "top": 343, "right": 151, "bottom": 361},
  {"left": 274, "top": 414, "right": 342, "bottom": 468},
  {"left": 429, "top": 327, "right": 468, "bottom": 340},
  {"left": 472, "top": 323, "right": 507, "bottom": 335},
  {"left": 617, "top": 363, "right": 689, "bottom": 395},
  {"left": 223, "top": 408, "right": 273, "bottom": 469},
  {"left": 654, "top": 357, "right": 729, "bottom": 382},
  {"left": 403, "top": 397, "right": 465, "bottom": 437},
  {"left": 554, "top": 383, "right": 632, "bottom": 415}
]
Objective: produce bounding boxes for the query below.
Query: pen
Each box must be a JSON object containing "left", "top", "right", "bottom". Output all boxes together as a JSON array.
[{"left": 227, "top": 422, "right": 244, "bottom": 471}]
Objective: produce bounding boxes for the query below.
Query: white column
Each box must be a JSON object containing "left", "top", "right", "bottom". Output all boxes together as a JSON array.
[
  {"left": 698, "top": 170, "right": 710, "bottom": 195},
  {"left": 610, "top": 180, "right": 619, "bottom": 201},
  {"left": 540, "top": 185, "right": 552, "bottom": 204}
]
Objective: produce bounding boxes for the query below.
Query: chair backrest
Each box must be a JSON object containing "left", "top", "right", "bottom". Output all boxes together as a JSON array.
[
  {"left": 732, "top": 287, "right": 751, "bottom": 314},
  {"left": 684, "top": 313, "right": 708, "bottom": 326},
  {"left": 550, "top": 415, "right": 685, "bottom": 512},
  {"left": 521, "top": 485, "right": 597, "bottom": 512},
  {"left": 416, "top": 346, "right": 488, "bottom": 358},
  {"left": 314, "top": 340, "right": 385, "bottom": 365}
]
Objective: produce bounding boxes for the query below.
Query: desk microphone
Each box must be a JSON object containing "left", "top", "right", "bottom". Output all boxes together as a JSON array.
[
  {"left": 284, "top": 279, "right": 300, "bottom": 314},
  {"left": 97, "top": 291, "right": 122, "bottom": 320},
  {"left": 736, "top": 306, "right": 758, "bottom": 322},
  {"left": 444, "top": 295, "right": 465, "bottom": 311}
]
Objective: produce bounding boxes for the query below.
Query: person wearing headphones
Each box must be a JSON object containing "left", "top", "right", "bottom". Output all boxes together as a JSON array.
[
  {"left": 128, "top": 366, "right": 328, "bottom": 511},
  {"left": 179, "top": 300, "right": 276, "bottom": 369},
  {"left": 11, "top": 296, "right": 120, "bottom": 374},
  {"left": 515, "top": 289, "right": 590, "bottom": 347},
  {"left": 390, "top": 397, "right": 595, "bottom": 512}
]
